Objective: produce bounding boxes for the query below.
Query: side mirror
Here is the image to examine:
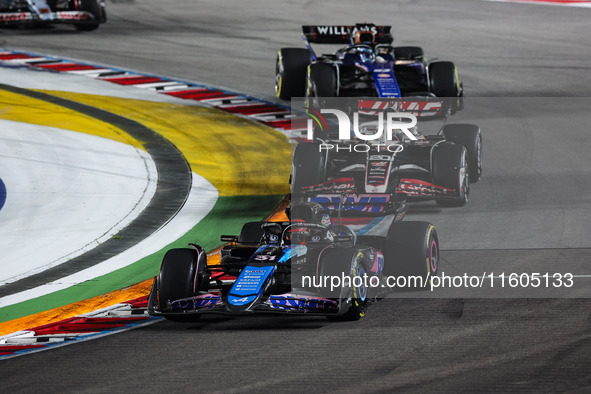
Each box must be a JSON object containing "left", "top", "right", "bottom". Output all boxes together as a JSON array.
[{"left": 220, "top": 235, "right": 238, "bottom": 242}]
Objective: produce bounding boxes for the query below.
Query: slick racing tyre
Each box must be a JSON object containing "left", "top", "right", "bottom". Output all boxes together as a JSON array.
[
  {"left": 394, "top": 46, "right": 424, "bottom": 60},
  {"left": 319, "top": 248, "right": 369, "bottom": 321},
  {"left": 292, "top": 142, "right": 326, "bottom": 192},
  {"left": 433, "top": 143, "right": 469, "bottom": 207},
  {"left": 384, "top": 221, "right": 439, "bottom": 289},
  {"left": 276, "top": 48, "right": 311, "bottom": 100},
  {"left": 306, "top": 63, "right": 337, "bottom": 98},
  {"left": 442, "top": 124, "right": 482, "bottom": 183},
  {"left": 74, "top": 0, "right": 104, "bottom": 31},
  {"left": 157, "top": 247, "right": 206, "bottom": 321},
  {"left": 428, "top": 61, "right": 460, "bottom": 97}
]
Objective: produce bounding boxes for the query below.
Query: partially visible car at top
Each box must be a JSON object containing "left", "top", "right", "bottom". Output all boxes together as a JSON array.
[
  {"left": 0, "top": 0, "right": 106, "bottom": 31},
  {"left": 276, "top": 23, "right": 463, "bottom": 100}
]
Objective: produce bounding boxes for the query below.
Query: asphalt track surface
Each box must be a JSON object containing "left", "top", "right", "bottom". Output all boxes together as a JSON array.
[
  {"left": 1, "top": 0, "right": 591, "bottom": 392},
  {"left": 0, "top": 84, "right": 191, "bottom": 297}
]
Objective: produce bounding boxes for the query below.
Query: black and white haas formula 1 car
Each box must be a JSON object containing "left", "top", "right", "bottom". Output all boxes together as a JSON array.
[
  {"left": 292, "top": 98, "right": 482, "bottom": 208},
  {"left": 0, "top": 0, "right": 106, "bottom": 31},
  {"left": 276, "top": 23, "right": 463, "bottom": 100},
  {"left": 147, "top": 203, "right": 439, "bottom": 322}
]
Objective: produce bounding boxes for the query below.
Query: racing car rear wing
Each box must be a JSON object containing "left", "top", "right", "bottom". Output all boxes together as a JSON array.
[
  {"left": 354, "top": 97, "right": 464, "bottom": 133},
  {"left": 302, "top": 24, "right": 393, "bottom": 45},
  {"left": 357, "top": 97, "right": 454, "bottom": 118},
  {"left": 292, "top": 191, "right": 407, "bottom": 224}
]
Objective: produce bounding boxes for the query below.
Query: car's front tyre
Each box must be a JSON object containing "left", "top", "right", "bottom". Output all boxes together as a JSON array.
[
  {"left": 442, "top": 124, "right": 482, "bottom": 183},
  {"left": 320, "top": 248, "right": 369, "bottom": 321},
  {"left": 306, "top": 62, "right": 337, "bottom": 98},
  {"left": 433, "top": 143, "right": 469, "bottom": 207},
  {"left": 155, "top": 246, "right": 207, "bottom": 321},
  {"left": 276, "top": 48, "right": 311, "bottom": 100},
  {"left": 292, "top": 142, "right": 326, "bottom": 192},
  {"left": 428, "top": 61, "right": 460, "bottom": 97}
]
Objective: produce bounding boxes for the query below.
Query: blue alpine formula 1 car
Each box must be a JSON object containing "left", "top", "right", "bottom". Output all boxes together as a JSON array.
[
  {"left": 275, "top": 23, "right": 463, "bottom": 100},
  {"left": 147, "top": 203, "right": 439, "bottom": 322}
]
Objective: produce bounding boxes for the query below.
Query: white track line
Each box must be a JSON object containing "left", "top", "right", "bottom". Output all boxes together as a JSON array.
[
  {"left": 0, "top": 122, "right": 157, "bottom": 286},
  {"left": 0, "top": 172, "right": 217, "bottom": 308}
]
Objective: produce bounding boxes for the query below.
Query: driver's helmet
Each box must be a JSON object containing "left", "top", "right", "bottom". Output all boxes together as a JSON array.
[
  {"left": 285, "top": 222, "right": 310, "bottom": 245},
  {"left": 357, "top": 121, "right": 385, "bottom": 143},
  {"left": 346, "top": 44, "right": 374, "bottom": 63},
  {"left": 354, "top": 30, "right": 376, "bottom": 45},
  {"left": 395, "top": 125, "right": 424, "bottom": 141},
  {"left": 347, "top": 45, "right": 375, "bottom": 64}
]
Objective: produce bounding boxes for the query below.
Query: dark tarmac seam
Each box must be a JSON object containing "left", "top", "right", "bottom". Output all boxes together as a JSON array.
[{"left": 0, "top": 83, "right": 192, "bottom": 297}]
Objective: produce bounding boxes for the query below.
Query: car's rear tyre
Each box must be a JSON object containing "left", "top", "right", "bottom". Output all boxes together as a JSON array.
[
  {"left": 384, "top": 221, "right": 439, "bottom": 288},
  {"left": 442, "top": 124, "right": 482, "bottom": 183},
  {"left": 306, "top": 63, "right": 337, "bottom": 98},
  {"left": 292, "top": 142, "right": 326, "bottom": 192},
  {"left": 158, "top": 247, "right": 206, "bottom": 320},
  {"left": 394, "top": 46, "right": 424, "bottom": 60},
  {"left": 276, "top": 48, "right": 311, "bottom": 100},
  {"left": 320, "top": 248, "right": 368, "bottom": 321},
  {"left": 429, "top": 61, "right": 459, "bottom": 97},
  {"left": 433, "top": 143, "right": 469, "bottom": 207},
  {"left": 73, "top": 0, "right": 104, "bottom": 31}
]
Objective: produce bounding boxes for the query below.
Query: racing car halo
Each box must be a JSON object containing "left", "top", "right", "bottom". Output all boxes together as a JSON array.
[
  {"left": 276, "top": 23, "right": 463, "bottom": 100},
  {"left": 0, "top": 0, "right": 106, "bottom": 31}
]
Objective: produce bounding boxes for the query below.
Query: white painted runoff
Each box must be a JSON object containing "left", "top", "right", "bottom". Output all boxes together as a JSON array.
[
  {"left": 0, "top": 172, "right": 218, "bottom": 308},
  {"left": 0, "top": 121, "right": 158, "bottom": 285},
  {"left": 0, "top": 65, "right": 223, "bottom": 308}
]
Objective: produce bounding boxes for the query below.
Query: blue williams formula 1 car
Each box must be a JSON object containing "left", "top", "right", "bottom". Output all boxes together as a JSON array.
[
  {"left": 276, "top": 23, "right": 463, "bottom": 100},
  {"left": 0, "top": 0, "right": 106, "bottom": 31},
  {"left": 147, "top": 203, "right": 439, "bottom": 322}
]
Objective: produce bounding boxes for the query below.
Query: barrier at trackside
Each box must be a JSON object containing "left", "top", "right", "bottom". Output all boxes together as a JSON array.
[{"left": 0, "top": 50, "right": 306, "bottom": 137}]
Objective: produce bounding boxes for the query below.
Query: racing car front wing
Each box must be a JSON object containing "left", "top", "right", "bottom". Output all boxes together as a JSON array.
[{"left": 148, "top": 292, "right": 343, "bottom": 317}]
